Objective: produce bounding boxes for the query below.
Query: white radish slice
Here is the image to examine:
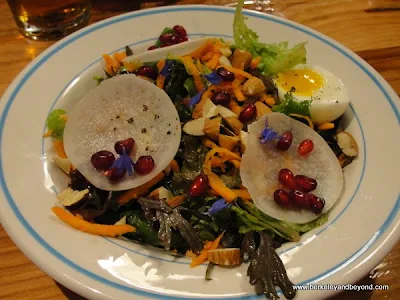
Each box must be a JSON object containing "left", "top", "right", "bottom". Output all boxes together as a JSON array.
[
  {"left": 63, "top": 74, "right": 181, "bottom": 191},
  {"left": 240, "top": 113, "right": 343, "bottom": 224}
]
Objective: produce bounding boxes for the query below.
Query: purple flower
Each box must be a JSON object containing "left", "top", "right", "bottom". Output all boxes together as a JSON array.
[
  {"left": 259, "top": 118, "right": 280, "bottom": 144},
  {"left": 160, "top": 60, "right": 174, "bottom": 77},
  {"left": 204, "top": 71, "right": 223, "bottom": 85},
  {"left": 189, "top": 88, "right": 205, "bottom": 107},
  {"left": 205, "top": 198, "right": 231, "bottom": 216},
  {"left": 110, "top": 148, "right": 134, "bottom": 176}
]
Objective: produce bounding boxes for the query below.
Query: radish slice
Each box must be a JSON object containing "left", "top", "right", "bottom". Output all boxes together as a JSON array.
[
  {"left": 63, "top": 74, "right": 181, "bottom": 191},
  {"left": 240, "top": 113, "right": 343, "bottom": 223}
]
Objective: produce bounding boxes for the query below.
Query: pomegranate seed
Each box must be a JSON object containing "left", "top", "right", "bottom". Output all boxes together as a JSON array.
[
  {"left": 159, "top": 33, "right": 173, "bottom": 44},
  {"left": 91, "top": 150, "right": 115, "bottom": 171},
  {"left": 276, "top": 131, "right": 293, "bottom": 151},
  {"left": 170, "top": 34, "right": 181, "bottom": 44},
  {"left": 180, "top": 37, "right": 189, "bottom": 43},
  {"left": 295, "top": 175, "right": 317, "bottom": 192},
  {"left": 173, "top": 25, "right": 187, "bottom": 37},
  {"left": 148, "top": 45, "right": 158, "bottom": 50},
  {"left": 104, "top": 167, "right": 126, "bottom": 182},
  {"left": 289, "top": 190, "right": 309, "bottom": 207},
  {"left": 308, "top": 194, "right": 325, "bottom": 214},
  {"left": 238, "top": 104, "right": 256, "bottom": 123},
  {"left": 114, "top": 138, "right": 135, "bottom": 155},
  {"left": 134, "top": 156, "right": 155, "bottom": 175},
  {"left": 189, "top": 174, "right": 209, "bottom": 197},
  {"left": 298, "top": 139, "right": 314, "bottom": 156},
  {"left": 278, "top": 168, "right": 296, "bottom": 190},
  {"left": 216, "top": 67, "right": 235, "bottom": 82},
  {"left": 211, "top": 90, "right": 231, "bottom": 106},
  {"left": 136, "top": 65, "right": 158, "bottom": 80},
  {"left": 273, "top": 189, "right": 291, "bottom": 207}
]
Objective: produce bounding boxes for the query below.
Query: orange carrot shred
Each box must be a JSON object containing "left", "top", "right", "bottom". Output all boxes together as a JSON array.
[
  {"left": 167, "top": 195, "right": 186, "bottom": 208},
  {"left": 103, "top": 54, "right": 119, "bottom": 75},
  {"left": 170, "top": 159, "right": 180, "bottom": 172},
  {"left": 113, "top": 51, "right": 127, "bottom": 64},
  {"left": 233, "top": 86, "right": 246, "bottom": 101},
  {"left": 250, "top": 56, "right": 261, "bottom": 69},
  {"left": 189, "top": 39, "right": 214, "bottom": 59},
  {"left": 228, "top": 100, "right": 241, "bottom": 115},
  {"left": 223, "top": 66, "right": 252, "bottom": 79},
  {"left": 182, "top": 56, "right": 203, "bottom": 92},
  {"left": 118, "top": 172, "right": 165, "bottom": 205},
  {"left": 232, "top": 188, "right": 251, "bottom": 201},
  {"left": 205, "top": 52, "right": 221, "bottom": 70},
  {"left": 156, "top": 76, "right": 166, "bottom": 89},
  {"left": 190, "top": 232, "right": 224, "bottom": 267},
  {"left": 43, "top": 130, "right": 53, "bottom": 138},
  {"left": 51, "top": 207, "right": 135, "bottom": 237},
  {"left": 53, "top": 140, "right": 67, "bottom": 158},
  {"left": 317, "top": 122, "right": 335, "bottom": 130}
]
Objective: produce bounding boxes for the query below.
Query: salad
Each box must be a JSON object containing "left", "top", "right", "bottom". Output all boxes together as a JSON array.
[{"left": 45, "top": 1, "right": 359, "bottom": 299}]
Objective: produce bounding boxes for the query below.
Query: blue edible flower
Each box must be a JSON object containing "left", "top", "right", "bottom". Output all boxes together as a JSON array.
[
  {"left": 204, "top": 71, "right": 223, "bottom": 85},
  {"left": 259, "top": 118, "right": 281, "bottom": 144},
  {"left": 110, "top": 148, "right": 134, "bottom": 176},
  {"left": 205, "top": 198, "right": 232, "bottom": 216},
  {"left": 189, "top": 88, "right": 206, "bottom": 107},
  {"left": 160, "top": 60, "right": 174, "bottom": 77}
]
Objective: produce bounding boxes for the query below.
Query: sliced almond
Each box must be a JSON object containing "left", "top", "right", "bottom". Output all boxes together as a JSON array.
[
  {"left": 336, "top": 131, "right": 358, "bottom": 157},
  {"left": 192, "top": 97, "right": 207, "bottom": 119},
  {"left": 255, "top": 102, "right": 272, "bottom": 119},
  {"left": 219, "top": 47, "right": 232, "bottom": 57},
  {"left": 231, "top": 49, "right": 252, "bottom": 70},
  {"left": 57, "top": 187, "right": 89, "bottom": 207},
  {"left": 208, "top": 248, "right": 242, "bottom": 266},
  {"left": 240, "top": 130, "right": 248, "bottom": 153},
  {"left": 242, "top": 77, "right": 266, "bottom": 97},
  {"left": 219, "top": 134, "right": 240, "bottom": 151},
  {"left": 114, "top": 216, "right": 127, "bottom": 225},
  {"left": 54, "top": 157, "right": 72, "bottom": 174},
  {"left": 202, "top": 97, "right": 219, "bottom": 118},
  {"left": 224, "top": 116, "right": 243, "bottom": 135},
  {"left": 183, "top": 118, "right": 206, "bottom": 136},
  {"left": 216, "top": 105, "right": 236, "bottom": 118},
  {"left": 204, "top": 117, "right": 221, "bottom": 141},
  {"left": 148, "top": 186, "right": 173, "bottom": 200}
]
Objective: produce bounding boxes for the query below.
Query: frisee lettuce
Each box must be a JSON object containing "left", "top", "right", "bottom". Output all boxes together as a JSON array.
[
  {"left": 46, "top": 109, "right": 67, "bottom": 139},
  {"left": 233, "top": 0, "right": 307, "bottom": 75},
  {"left": 272, "top": 92, "right": 312, "bottom": 116}
]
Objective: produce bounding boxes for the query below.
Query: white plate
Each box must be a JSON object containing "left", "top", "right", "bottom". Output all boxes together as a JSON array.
[{"left": 0, "top": 5, "right": 399, "bottom": 300}]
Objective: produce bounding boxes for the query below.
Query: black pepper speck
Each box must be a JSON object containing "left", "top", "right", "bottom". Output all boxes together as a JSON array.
[
  {"left": 142, "top": 128, "right": 147, "bottom": 133},
  {"left": 127, "top": 117, "right": 134, "bottom": 123}
]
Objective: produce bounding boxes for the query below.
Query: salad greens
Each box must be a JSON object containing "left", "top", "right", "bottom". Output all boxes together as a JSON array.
[
  {"left": 234, "top": 0, "right": 307, "bottom": 76},
  {"left": 45, "top": 109, "right": 67, "bottom": 139},
  {"left": 272, "top": 91, "right": 312, "bottom": 116}
]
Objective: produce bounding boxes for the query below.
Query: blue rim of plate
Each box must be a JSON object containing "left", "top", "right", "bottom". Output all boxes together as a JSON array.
[{"left": 0, "top": 6, "right": 399, "bottom": 300}]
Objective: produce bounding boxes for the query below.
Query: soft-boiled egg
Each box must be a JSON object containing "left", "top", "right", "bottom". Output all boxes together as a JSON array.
[{"left": 273, "top": 65, "right": 349, "bottom": 124}]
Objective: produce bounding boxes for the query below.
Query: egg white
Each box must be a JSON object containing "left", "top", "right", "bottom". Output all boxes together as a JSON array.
[{"left": 274, "top": 65, "right": 349, "bottom": 124}]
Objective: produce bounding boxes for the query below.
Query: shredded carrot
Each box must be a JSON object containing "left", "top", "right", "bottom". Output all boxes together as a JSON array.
[
  {"left": 157, "top": 59, "right": 166, "bottom": 72},
  {"left": 185, "top": 250, "right": 197, "bottom": 259},
  {"left": 201, "top": 51, "right": 214, "bottom": 62},
  {"left": 113, "top": 51, "right": 127, "bottom": 64},
  {"left": 156, "top": 75, "right": 166, "bottom": 89},
  {"left": 182, "top": 56, "right": 203, "bottom": 92},
  {"left": 195, "top": 59, "right": 204, "bottom": 73},
  {"left": 231, "top": 160, "right": 241, "bottom": 169},
  {"left": 289, "top": 113, "right": 314, "bottom": 130},
  {"left": 223, "top": 66, "right": 252, "bottom": 79},
  {"left": 205, "top": 52, "right": 222, "bottom": 70},
  {"left": 59, "top": 114, "right": 68, "bottom": 121},
  {"left": 232, "top": 189, "right": 251, "bottom": 201},
  {"left": 51, "top": 207, "right": 135, "bottom": 237},
  {"left": 123, "top": 61, "right": 140, "bottom": 73},
  {"left": 118, "top": 172, "right": 165, "bottom": 205},
  {"left": 250, "top": 56, "right": 261, "bottom": 69},
  {"left": 201, "top": 137, "right": 219, "bottom": 149},
  {"left": 208, "top": 174, "right": 237, "bottom": 202},
  {"left": 190, "top": 232, "right": 224, "bottom": 267},
  {"left": 317, "top": 122, "right": 335, "bottom": 130},
  {"left": 211, "top": 156, "right": 226, "bottom": 172},
  {"left": 189, "top": 39, "right": 214, "bottom": 59},
  {"left": 43, "top": 130, "right": 53, "bottom": 138},
  {"left": 103, "top": 54, "right": 119, "bottom": 75},
  {"left": 233, "top": 86, "right": 246, "bottom": 101},
  {"left": 228, "top": 99, "right": 241, "bottom": 115},
  {"left": 167, "top": 195, "right": 186, "bottom": 208},
  {"left": 53, "top": 140, "right": 67, "bottom": 158},
  {"left": 338, "top": 153, "right": 346, "bottom": 167},
  {"left": 170, "top": 159, "right": 180, "bottom": 173},
  {"left": 261, "top": 94, "right": 276, "bottom": 106}
]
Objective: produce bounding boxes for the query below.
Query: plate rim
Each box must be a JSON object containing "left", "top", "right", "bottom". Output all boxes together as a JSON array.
[{"left": 0, "top": 5, "right": 399, "bottom": 300}]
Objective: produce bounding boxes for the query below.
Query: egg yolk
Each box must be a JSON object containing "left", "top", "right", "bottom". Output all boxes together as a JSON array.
[{"left": 276, "top": 69, "right": 324, "bottom": 96}]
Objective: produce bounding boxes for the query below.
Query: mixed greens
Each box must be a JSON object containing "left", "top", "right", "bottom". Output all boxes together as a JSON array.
[{"left": 45, "top": 1, "right": 360, "bottom": 299}]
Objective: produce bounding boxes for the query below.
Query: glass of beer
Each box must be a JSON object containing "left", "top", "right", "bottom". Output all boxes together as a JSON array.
[{"left": 6, "top": 0, "right": 91, "bottom": 41}]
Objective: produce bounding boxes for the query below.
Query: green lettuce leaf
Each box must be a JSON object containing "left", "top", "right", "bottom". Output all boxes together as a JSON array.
[
  {"left": 46, "top": 109, "right": 67, "bottom": 139},
  {"left": 233, "top": 0, "right": 307, "bottom": 75},
  {"left": 272, "top": 92, "right": 311, "bottom": 116}
]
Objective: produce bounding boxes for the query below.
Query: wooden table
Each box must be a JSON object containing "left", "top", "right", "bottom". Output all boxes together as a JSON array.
[{"left": 0, "top": 0, "right": 399, "bottom": 299}]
